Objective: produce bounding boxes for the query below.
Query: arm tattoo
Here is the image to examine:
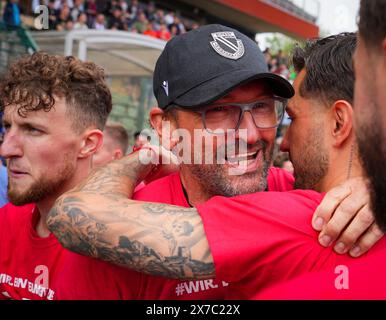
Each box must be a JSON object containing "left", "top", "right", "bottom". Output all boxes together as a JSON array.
[{"left": 48, "top": 193, "right": 215, "bottom": 280}]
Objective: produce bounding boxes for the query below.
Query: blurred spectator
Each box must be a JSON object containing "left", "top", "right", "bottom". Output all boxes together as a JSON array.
[
  {"left": 47, "top": 0, "right": 59, "bottom": 30},
  {"left": 54, "top": 0, "right": 74, "bottom": 10},
  {"left": 263, "top": 48, "right": 272, "bottom": 70},
  {"left": 108, "top": 6, "right": 125, "bottom": 30},
  {"left": 153, "top": 9, "right": 165, "bottom": 30},
  {"left": 164, "top": 11, "right": 175, "bottom": 25},
  {"left": 276, "top": 49, "right": 287, "bottom": 65},
  {"left": 93, "top": 122, "right": 129, "bottom": 167},
  {"left": 191, "top": 22, "right": 199, "bottom": 30},
  {"left": 132, "top": 11, "right": 148, "bottom": 33},
  {"left": 157, "top": 22, "right": 171, "bottom": 41},
  {"left": 63, "top": 19, "right": 74, "bottom": 30},
  {"left": 71, "top": 0, "right": 85, "bottom": 21},
  {"left": 95, "top": 0, "right": 109, "bottom": 14},
  {"left": 170, "top": 24, "right": 178, "bottom": 38},
  {"left": 93, "top": 13, "right": 105, "bottom": 30},
  {"left": 73, "top": 12, "right": 88, "bottom": 29},
  {"left": 56, "top": 4, "right": 71, "bottom": 30},
  {"left": 143, "top": 21, "right": 157, "bottom": 38},
  {"left": 3, "top": 0, "right": 21, "bottom": 30},
  {"left": 118, "top": 0, "right": 128, "bottom": 12},
  {"left": 85, "top": 0, "right": 97, "bottom": 27},
  {"left": 168, "top": 16, "right": 185, "bottom": 35},
  {"left": 145, "top": 2, "right": 157, "bottom": 22},
  {"left": 127, "top": 0, "right": 140, "bottom": 21}
]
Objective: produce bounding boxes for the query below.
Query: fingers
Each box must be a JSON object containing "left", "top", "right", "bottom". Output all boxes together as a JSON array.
[
  {"left": 318, "top": 195, "right": 368, "bottom": 248},
  {"left": 332, "top": 204, "right": 374, "bottom": 254},
  {"left": 139, "top": 143, "right": 180, "bottom": 165},
  {"left": 348, "top": 222, "right": 384, "bottom": 258},
  {"left": 312, "top": 183, "right": 352, "bottom": 232}
]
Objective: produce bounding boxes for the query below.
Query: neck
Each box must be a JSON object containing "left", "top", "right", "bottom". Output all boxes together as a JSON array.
[
  {"left": 35, "top": 162, "right": 91, "bottom": 238},
  {"left": 316, "top": 144, "right": 364, "bottom": 193},
  {"left": 179, "top": 166, "right": 211, "bottom": 206},
  {"left": 35, "top": 197, "right": 58, "bottom": 238}
]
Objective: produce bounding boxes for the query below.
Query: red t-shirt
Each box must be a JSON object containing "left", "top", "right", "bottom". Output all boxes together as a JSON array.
[
  {"left": 135, "top": 167, "right": 294, "bottom": 299},
  {"left": 255, "top": 247, "right": 386, "bottom": 300},
  {"left": 53, "top": 253, "right": 143, "bottom": 300},
  {"left": 0, "top": 203, "right": 142, "bottom": 300},
  {"left": 195, "top": 190, "right": 386, "bottom": 299},
  {"left": 0, "top": 203, "right": 68, "bottom": 300}
]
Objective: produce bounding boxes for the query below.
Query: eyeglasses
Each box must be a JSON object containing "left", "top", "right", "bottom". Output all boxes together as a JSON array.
[{"left": 168, "top": 96, "right": 287, "bottom": 134}]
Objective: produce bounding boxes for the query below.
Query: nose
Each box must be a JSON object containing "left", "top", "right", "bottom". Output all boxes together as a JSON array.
[
  {"left": 236, "top": 111, "right": 262, "bottom": 145},
  {"left": 0, "top": 130, "right": 23, "bottom": 159},
  {"left": 280, "top": 128, "right": 290, "bottom": 153}
]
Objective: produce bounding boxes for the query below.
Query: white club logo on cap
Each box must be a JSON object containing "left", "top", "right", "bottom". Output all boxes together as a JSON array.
[{"left": 210, "top": 31, "right": 245, "bottom": 60}]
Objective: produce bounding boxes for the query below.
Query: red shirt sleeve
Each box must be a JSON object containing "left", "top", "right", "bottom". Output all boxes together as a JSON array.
[{"left": 196, "top": 190, "right": 357, "bottom": 297}]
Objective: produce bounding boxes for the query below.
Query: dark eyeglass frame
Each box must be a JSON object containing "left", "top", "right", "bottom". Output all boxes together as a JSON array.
[{"left": 165, "top": 96, "right": 288, "bottom": 134}]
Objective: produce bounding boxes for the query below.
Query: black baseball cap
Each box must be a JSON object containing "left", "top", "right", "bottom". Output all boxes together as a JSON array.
[{"left": 153, "top": 24, "right": 294, "bottom": 110}]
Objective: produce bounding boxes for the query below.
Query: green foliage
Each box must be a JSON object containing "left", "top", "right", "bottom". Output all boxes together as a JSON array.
[{"left": 265, "top": 33, "right": 303, "bottom": 56}]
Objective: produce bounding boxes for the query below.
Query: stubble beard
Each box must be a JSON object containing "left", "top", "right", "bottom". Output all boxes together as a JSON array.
[{"left": 7, "top": 160, "right": 76, "bottom": 206}]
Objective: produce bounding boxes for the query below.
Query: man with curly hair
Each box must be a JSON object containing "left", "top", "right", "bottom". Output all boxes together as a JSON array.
[{"left": 0, "top": 52, "right": 142, "bottom": 300}]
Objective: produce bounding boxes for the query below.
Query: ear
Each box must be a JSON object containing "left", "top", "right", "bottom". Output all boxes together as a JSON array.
[
  {"left": 78, "top": 129, "right": 104, "bottom": 159},
  {"left": 113, "top": 148, "right": 124, "bottom": 160},
  {"left": 330, "top": 100, "right": 354, "bottom": 148},
  {"left": 149, "top": 107, "right": 178, "bottom": 149}
]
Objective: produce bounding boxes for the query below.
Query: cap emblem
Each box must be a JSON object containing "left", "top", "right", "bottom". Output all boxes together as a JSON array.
[{"left": 210, "top": 31, "right": 245, "bottom": 60}]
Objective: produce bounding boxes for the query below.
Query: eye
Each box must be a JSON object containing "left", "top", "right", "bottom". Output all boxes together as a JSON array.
[{"left": 25, "top": 125, "right": 43, "bottom": 135}]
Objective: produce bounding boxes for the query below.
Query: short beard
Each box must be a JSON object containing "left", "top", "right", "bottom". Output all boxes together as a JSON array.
[
  {"left": 356, "top": 103, "right": 386, "bottom": 232},
  {"left": 8, "top": 161, "right": 75, "bottom": 206},
  {"left": 293, "top": 124, "right": 329, "bottom": 191},
  {"left": 186, "top": 147, "right": 272, "bottom": 198}
]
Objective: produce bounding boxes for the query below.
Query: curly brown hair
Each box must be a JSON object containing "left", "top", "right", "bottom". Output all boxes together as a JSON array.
[{"left": 0, "top": 52, "right": 112, "bottom": 132}]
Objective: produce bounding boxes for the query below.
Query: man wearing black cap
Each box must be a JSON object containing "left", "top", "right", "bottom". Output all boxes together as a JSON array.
[
  {"left": 149, "top": 24, "right": 294, "bottom": 203},
  {"left": 48, "top": 27, "right": 382, "bottom": 299}
]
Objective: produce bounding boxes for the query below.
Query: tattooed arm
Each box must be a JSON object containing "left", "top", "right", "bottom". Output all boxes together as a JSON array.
[{"left": 47, "top": 150, "right": 215, "bottom": 280}]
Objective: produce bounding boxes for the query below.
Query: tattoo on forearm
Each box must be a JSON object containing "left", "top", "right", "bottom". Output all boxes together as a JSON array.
[{"left": 48, "top": 194, "right": 215, "bottom": 280}]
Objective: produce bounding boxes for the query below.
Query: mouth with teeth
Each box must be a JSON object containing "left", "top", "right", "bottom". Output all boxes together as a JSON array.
[{"left": 225, "top": 149, "right": 262, "bottom": 173}]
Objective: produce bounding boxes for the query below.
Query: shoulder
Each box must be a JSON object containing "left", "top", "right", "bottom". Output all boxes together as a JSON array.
[
  {"left": 197, "top": 190, "right": 324, "bottom": 234},
  {"left": 0, "top": 203, "right": 35, "bottom": 223},
  {"left": 133, "top": 172, "right": 182, "bottom": 202},
  {"left": 267, "top": 167, "right": 295, "bottom": 192}
]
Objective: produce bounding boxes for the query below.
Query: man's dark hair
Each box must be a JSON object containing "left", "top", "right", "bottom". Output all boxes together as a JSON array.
[
  {"left": 359, "top": 0, "right": 386, "bottom": 49},
  {"left": 291, "top": 32, "right": 356, "bottom": 106}
]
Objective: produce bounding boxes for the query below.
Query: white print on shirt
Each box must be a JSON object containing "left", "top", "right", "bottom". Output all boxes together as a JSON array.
[
  {"left": 334, "top": 265, "right": 349, "bottom": 290},
  {"left": 0, "top": 265, "right": 55, "bottom": 300},
  {"left": 34, "top": 265, "right": 49, "bottom": 288},
  {"left": 174, "top": 279, "right": 229, "bottom": 296}
]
